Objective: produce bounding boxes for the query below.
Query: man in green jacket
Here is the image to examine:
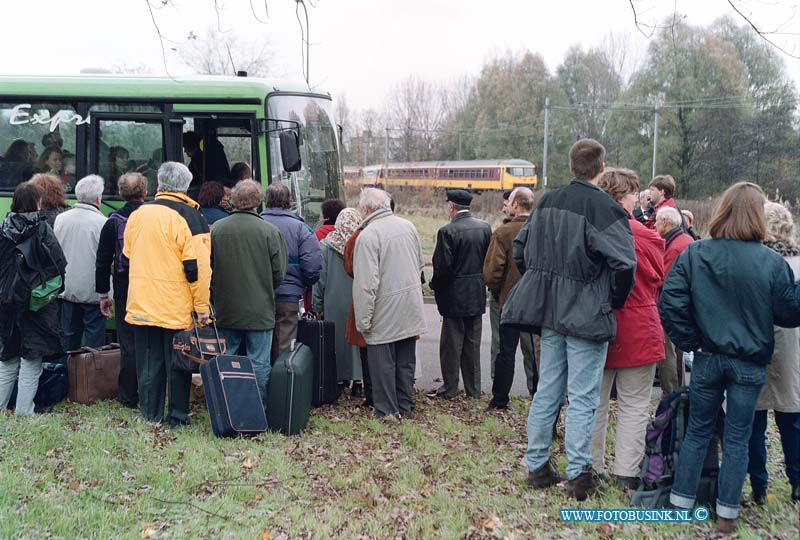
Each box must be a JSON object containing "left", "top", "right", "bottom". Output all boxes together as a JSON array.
[{"left": 211, "top": 179, "right": 288, "bottom": 408}]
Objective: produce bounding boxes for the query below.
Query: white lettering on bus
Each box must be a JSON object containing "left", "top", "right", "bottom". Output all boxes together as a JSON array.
[{"left": 9, "top": 103, "right": 91, "bottom": 132}]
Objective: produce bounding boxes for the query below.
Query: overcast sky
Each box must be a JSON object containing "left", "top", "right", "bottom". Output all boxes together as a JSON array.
[{"left": 1, "top": 0, "right": 798, "bottom": 110}]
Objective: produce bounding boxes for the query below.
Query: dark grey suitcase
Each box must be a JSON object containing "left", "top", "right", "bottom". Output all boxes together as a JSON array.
[
  {"left": 267, "top": 342, "right": 314, "bottom": 436},
  {"left": 201, "top": 354, "right": 267, "bottom": 437},
  {"left": 297, "top": 317, "right": 340, "bottom": 406}
]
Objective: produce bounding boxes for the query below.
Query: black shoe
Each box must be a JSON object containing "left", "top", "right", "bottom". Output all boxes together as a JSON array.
[
  {"left": 791, "top": 484, "right": 799, "bottom": 503},
  {"left": 752, "top": 487, "right": 767, "bottom": 505},
  {"left": 567, "top": 466, "right": 604, "bottom": 501},
  {"left": 358, "top": 399, "right": 374, "bottom": 408},
  {"left": 426, "top": 388, "right": 454, "bottom": 399},
  {"left": 614, "top": 475, "right": 640, "bottom": 492},
  {"left": 527, "top": 460, "right": 560, "bottom": 489},
  {"left": 351, "top": 382, "right": 363, "bottom": 398},
  {"left": 486, "top": 400, "right": 509, "bottom": 411}
]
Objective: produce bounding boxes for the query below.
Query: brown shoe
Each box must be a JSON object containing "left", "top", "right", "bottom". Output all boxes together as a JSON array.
[
  {"left": 716, "top": 517, "right": 737, "bottom": 535},
  {"left": 566, "top": 466, "right": 604, "bottom": 501},
  {"left": 527, "top": 460, "right": 560, "bottom": 489}
]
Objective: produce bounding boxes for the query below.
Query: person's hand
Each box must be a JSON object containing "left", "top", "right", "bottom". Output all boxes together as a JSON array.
[
  {"left": 100, "top": 297, "right": 113, "bottom": 318},
  {"left": 196, "top": 312, "right": 211, "bottom": 325}
]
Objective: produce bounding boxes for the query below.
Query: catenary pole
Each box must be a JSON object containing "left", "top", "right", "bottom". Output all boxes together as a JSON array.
[
  {"left": 542, "top": 96, "right": 550, "bottom": 192},
  {"left": 652, "top": 102, "right": 660, "bottom": 180}
]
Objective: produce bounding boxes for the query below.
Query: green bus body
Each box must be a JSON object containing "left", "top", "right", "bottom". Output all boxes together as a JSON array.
[{"left": 0, "top": 75, "right": 345, "bottom": 222}]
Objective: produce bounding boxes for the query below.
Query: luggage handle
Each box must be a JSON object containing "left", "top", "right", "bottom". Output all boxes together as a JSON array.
[
  {"left": 67, "top": 344, "right": 121, "bottom": 370},
  {"left": 191, "top": 310, "right": 225, "bottom": 361}
]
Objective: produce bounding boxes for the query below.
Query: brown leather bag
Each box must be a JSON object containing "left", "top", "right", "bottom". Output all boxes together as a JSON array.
[{"left": 67, "top": 344, "right": 121, "bottom": 405}]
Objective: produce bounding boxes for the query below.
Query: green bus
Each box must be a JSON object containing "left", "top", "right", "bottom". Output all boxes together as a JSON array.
[{"left": 0, "top": 74, "right": 345, "bottom": 222}]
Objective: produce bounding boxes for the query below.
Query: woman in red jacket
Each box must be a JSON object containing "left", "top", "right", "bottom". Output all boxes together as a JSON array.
[{"left": 589, "top": 168, "right": 666, "bottom": 490}]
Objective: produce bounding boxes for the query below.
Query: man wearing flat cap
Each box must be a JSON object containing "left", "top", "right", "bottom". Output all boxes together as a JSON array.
[{"left": 429, "top": 189, "right": 491, "bottom": 399}]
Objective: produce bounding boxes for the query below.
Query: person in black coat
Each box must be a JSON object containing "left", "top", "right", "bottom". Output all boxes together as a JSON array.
[
  {"left": 429, "top": 189, "right": 491, "bottom": 399},
  {"left": 95, "top": 172, "right": 146, "bottom": 409},
  {"left": 0, "top": 181, "right": 67, "bottom": 416}
]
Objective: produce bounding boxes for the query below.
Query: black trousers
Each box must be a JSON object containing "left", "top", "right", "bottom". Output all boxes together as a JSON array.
[
  {"left": 115, "top": 295, "right": 138, "bottom": 408},
  {"left": 359, "top": 346, "right": 373, "bottom": 405},
  {"left": 491, "top": 324, "right": 538, "bottom": 408},
  {"left": 134, "top": 325, "right": 189, "bottom": 425}
]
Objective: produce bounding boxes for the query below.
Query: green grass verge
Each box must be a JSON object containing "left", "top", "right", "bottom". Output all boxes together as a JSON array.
[{"left": 1, "top": 395, "right": 798, "bottom": 539}]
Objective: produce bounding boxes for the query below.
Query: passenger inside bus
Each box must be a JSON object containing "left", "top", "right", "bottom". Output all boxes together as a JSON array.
[
  {"left": 36, "top": 146, "right": 63, "bottom": 176},
  {"left": 0, "top": 139, "right": 37, "bottom": 189},
  {"left": 101, "top": 146, "right": 130, "bottom": 194},
  {"left": 230, "top": 161, "right": 252, "bottom": 184},
  {"left": 182, "top": 130, "right": 231, "bottom": 198}
]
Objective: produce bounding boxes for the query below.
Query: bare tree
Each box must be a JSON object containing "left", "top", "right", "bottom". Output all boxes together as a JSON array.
[
  {"left": 387, "top": 76, "right": 447, "bottom": 162},
  {"left": 178, "top": 25, "right": 274, "bottom": 77}
]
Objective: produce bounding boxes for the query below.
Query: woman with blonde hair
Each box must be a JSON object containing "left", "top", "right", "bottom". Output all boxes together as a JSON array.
[
  {"left": 590, "top": 168, "right": 665, "bottom": 491},
  {"left": 747, "top": 201, "right": 800, "bottom": 505},
  {"left": 660, "top": 182, "right": 800, "bottom": 533}
]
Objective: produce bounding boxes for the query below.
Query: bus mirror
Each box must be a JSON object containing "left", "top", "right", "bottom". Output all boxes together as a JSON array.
[{"left": 280, "top": 130, "right": 302, "bottom": 172}]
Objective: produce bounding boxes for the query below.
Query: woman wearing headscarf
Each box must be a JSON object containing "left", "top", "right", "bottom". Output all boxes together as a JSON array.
[{"left": 313, "top": 207, "right": 363, "bottom": 393}]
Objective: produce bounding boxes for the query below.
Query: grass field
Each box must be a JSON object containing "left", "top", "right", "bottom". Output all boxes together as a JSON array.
[{"left": 1, "top": 393, "right": 798, "bottom": 539}]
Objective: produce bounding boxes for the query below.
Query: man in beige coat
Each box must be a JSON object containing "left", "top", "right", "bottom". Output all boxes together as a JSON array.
[{"left": 353, "top": 188, "right": 426, "bottom": 419}]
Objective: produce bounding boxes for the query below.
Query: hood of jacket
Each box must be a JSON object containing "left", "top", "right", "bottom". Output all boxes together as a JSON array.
[
  {"left": 157, "top": 192, "right": 200, "bottom": 210},
  {"left": 1, "top": 212, "right": 41, "bottom": 244},
  {"left": 260, "top": 207, "right": 304, "bottom": 223}
]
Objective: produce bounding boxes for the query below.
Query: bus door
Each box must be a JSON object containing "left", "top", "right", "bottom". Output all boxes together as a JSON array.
[{"left": 169, "top": 108, "right": 259, "bottom": 196}]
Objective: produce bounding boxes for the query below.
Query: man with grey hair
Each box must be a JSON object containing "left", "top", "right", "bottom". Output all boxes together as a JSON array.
[
  {"left": 353, "top": 187, "right": 426, "bottom": 419},
  {"left": 655, "top": 205, "right": 694, "bottom": 393},
  {"left": 213, "top": 180, "right": 287, "bottom": 409},
  {"left": 55, "top": 174, "right": 108, "bottom": 350},
  {"left": 124, "top": 162, "right": 211, "bottom": 425},
  {"left": 95, "top": 172, "right": 147, "bottom": 408},
  {"left": 261, "top": 183, "right": 322, "bottom": 359}
]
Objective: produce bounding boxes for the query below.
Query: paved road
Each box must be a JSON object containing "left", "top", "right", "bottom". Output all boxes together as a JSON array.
[{"left": 413, "top": 302, "right": 531, "bottom": 397}]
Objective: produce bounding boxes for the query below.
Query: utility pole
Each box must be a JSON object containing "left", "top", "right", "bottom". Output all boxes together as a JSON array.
[
  {"left": 363, "top": 132, "right": 368, "bottom": 167},
  {"left": 652, "top": 101, "right": 660, "bottom": 180},
  {"left": 458, "top": 129, "right": 463, "bottom": 160},
  {"left": 542, "top": 96, "right": 550, "bottom": 192},
  {"left": 384, "top": 127, "right": 389, "bottom": 187}
]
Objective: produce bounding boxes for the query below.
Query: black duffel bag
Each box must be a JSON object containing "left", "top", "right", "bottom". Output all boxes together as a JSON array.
[{"left": 172, "top": 315, "right": 226, "bottom": 373}]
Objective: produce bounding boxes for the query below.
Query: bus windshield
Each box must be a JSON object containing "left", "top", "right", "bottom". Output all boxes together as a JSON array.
[{"left": 267, "top": 95, "right": 343, "bottom": 225}]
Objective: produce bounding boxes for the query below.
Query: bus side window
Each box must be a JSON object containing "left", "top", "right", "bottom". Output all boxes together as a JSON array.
[
  {"left": 96, "top": 119, "right": 164, "bottom": 197},
  {"left": 0, "top": 102, "right": 79, "bottom": 192}
]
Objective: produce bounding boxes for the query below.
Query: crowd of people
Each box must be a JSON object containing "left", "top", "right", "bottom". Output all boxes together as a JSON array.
[{"left": 0, "top": 137, "right": 798, "bottom": 534}]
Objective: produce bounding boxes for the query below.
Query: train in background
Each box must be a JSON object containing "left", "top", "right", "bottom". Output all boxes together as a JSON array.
[{"left": 344, "top": 159, "right": 538, "bottom": 192}]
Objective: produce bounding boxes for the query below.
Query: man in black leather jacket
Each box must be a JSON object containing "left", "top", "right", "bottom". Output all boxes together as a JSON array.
[{"left": 429, "top": 189, "right": 491, "bottom": 399}]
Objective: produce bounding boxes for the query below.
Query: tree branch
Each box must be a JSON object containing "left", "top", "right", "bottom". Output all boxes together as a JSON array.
[
  {"left": 727, "top": 1, "right": 799, "bottom": 59},
  {"left": 144, "top": 0, "right": 175, "bottom": 79}
]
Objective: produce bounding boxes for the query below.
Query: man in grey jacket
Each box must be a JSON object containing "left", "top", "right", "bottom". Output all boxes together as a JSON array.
[
  {"left": 353, "top": 188, "right": 426, "bottom": 419},
  {"left": 502, "top": 139, "right": 636, "bottom": 501},
  {"left": 54, "top": 175, "right": 108, "bottom": 350}
]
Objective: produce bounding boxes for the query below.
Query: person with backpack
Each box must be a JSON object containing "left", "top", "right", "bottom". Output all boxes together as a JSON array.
[
  {"left": 0, "top": 181, "right": 67, "bottom": 415},
  {"left": 659, "top": 182, "right": 800, "bottom": 533},
  {"left": 95, "top": 172, "right": 147, "bottom": 409},
  {"left": 589, "top": 168, "right": 665, "bottom": 492}
]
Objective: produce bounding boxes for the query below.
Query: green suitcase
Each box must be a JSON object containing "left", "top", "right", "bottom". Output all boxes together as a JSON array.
[{"left": 267, "top": 341, "right": 314, "bottom": 435}]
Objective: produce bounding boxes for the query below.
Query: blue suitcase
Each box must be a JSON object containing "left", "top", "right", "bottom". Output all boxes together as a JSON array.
[{"left": 200, "top": 355, "right": 267, "bottom": 437}]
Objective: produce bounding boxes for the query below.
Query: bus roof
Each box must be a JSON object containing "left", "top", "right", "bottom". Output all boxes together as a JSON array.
[
  {"left": 0, "top": 75, "right": 330, "bottom": 102},
  {"left": 382, "top": 159, "right": 535, "bottom": 168}
]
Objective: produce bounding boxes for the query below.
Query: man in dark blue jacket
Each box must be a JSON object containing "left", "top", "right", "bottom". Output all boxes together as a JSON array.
[
  {"left": 502, "top": 139, "right": 636, "bottom": 501},
  {"left": 261, "top": 183, "right": 322, "bottom": 360}
]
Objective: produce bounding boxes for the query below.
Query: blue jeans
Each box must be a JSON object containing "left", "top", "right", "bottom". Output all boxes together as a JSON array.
[
  {"left": 748, "top": 410, "right": 800, "bottom": 491},
  {"left": 525, "top": 328, "right": 607, "bottom": 480},
  {"left": 220, "top": 329, "right": 272, "bottom": 409},
  {"left": 670, "top": 352, "right": 766, "bottom": 520},
  {"left": 61, "top": 301, "right": 106, "bottom": 351}
]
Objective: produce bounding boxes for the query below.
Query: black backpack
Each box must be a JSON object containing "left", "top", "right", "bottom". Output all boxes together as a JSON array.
[{"left": 630, "top": 387, "right": 723, "bottom": 508}]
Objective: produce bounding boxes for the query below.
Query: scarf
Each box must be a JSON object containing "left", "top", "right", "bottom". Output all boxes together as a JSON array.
[
  {"left": 322, "top": 207, "right": 362, "bottom": 256},
  {"left": 764, "top": 241, "right": 800, "bottom": 258}
]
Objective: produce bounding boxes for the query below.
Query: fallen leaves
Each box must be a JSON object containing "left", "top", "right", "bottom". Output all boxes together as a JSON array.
[{"left": 139, "top": 522, "right": 168, "bottom": 539}]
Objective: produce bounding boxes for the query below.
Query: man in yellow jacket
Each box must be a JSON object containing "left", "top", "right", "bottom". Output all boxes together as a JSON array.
[{"left": 123, "top": 161, "right": 211, "bottom": 426}]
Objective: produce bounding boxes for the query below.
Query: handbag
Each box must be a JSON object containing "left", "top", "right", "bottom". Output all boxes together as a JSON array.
[
  {"left": 172, "top": 315, "right": 226, "bottom": 373},
  {"left": 30, "top": 274, "right": 63, "bottom": 312}
]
